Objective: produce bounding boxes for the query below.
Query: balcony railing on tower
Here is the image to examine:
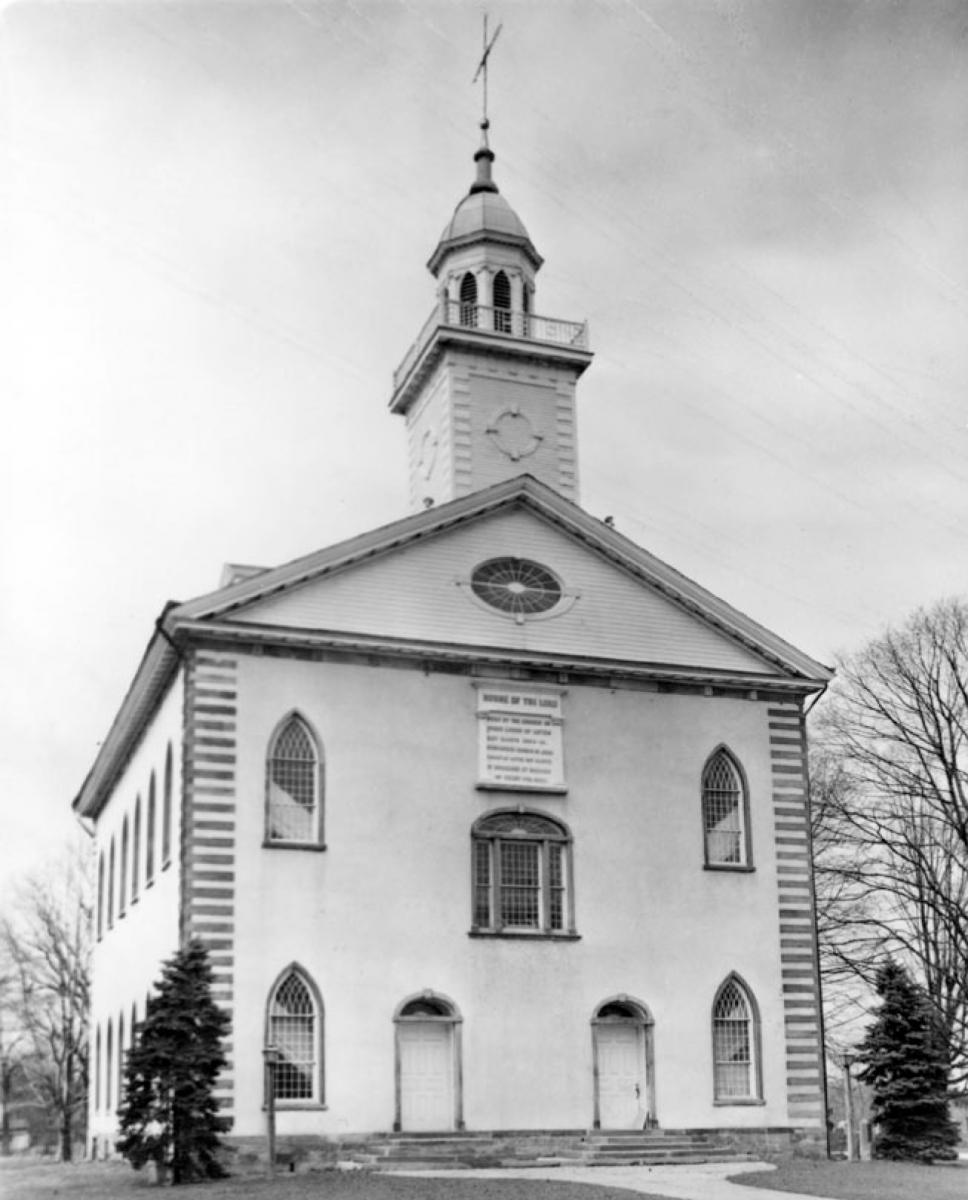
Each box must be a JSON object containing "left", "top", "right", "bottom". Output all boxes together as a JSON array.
[{"left": 393, "top": 298, "right": 590, "bottom": 394}]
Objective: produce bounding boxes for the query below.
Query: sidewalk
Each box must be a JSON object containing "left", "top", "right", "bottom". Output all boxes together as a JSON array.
[{"left": 399, "top": 1161, "right": 826, "bottom": 1200}]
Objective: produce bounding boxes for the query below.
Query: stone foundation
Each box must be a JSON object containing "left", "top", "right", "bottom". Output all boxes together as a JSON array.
[{"left": 223, "top": 1125, "right": 827, "bottom": 1174}]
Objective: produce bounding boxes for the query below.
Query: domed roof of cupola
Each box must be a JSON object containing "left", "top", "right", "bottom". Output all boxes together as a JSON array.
[{"left": 427, "top": 123, "right": 543, "bottom": 276}]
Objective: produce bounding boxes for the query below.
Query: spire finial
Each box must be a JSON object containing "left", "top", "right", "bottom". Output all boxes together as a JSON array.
[
  {"left": 470, "top": 16, "right": 502, "bottom": 195},
  {"left": 472, "top": 14, "right": 502, "bottom": 131}
]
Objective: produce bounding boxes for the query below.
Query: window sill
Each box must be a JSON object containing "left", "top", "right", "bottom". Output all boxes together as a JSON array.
[
  {"left": 475, "top": 782, "right": 568, "bottom": 795},
  {"left": 262, "top": 1102, "right": 327, "bottom": 1112},
  {"left": 703, "top": 864, "right": 756, "bottom": 873},
  {"left": 262, "top": 841, "right": 327, "bottom": 852},
  {"left": 713, "top": 1098, "right": 765, "bottom": 1107},
  {"left": 469, "top": 930, "right": 580, "bottom": 941}
]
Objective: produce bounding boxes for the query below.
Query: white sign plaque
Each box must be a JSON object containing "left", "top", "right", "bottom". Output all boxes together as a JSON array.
[{"left": 476, "top": 686, "right": 565, "bottom": 790}]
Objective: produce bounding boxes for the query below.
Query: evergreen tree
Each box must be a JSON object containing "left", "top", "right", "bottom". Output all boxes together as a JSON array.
[
  {"left": 116, "top": 940, "right": 230, "bottom": 1184},
  {"left": 857, "top": 959, "right": 959, "bottom": 1162}
]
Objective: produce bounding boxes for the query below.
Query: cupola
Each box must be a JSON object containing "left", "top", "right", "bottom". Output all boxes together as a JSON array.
[{"left": 390, "top": 124, "right": 593, "bottom": 512}]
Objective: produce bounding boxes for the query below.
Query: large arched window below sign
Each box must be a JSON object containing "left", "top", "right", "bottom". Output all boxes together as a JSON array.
[{"left": 471, "top": 810, "right": 575, "bottom": 937}]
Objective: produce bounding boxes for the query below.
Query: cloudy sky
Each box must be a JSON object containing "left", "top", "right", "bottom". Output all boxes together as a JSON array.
[{"left": 2, "top": 0, "right": 966, "bottom": 893}]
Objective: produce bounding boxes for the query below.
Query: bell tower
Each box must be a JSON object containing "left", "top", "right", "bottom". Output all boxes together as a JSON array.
[{"left": 389, "top": 123, "right": 593, "bottom": 512}]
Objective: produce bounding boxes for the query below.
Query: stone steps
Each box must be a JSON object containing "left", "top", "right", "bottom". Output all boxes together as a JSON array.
[{"left": 358, "top": 1129, "right": 756, "bottom": 1170}]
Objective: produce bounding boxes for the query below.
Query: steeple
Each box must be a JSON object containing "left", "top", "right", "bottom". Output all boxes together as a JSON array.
[{"left": 390, "top": 129, "right": 592, "bottom": 512}]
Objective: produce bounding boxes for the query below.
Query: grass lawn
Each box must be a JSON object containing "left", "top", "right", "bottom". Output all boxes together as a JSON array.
[
  {"left": 731, "top": 1158, "right": 968, "bottom": 1199},
  {"left": 0, "top": 1159, "right": 673, "bottom": 1200}
]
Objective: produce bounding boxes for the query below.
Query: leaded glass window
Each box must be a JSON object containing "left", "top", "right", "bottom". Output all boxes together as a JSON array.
[
  {"left": 97, "top": 852, "right": 105, "bottom": 940},
  {"left": 119, "top": 817, "right": 129, "bottom": 916},
  {"left": 268, "top": 970, "right": 320, "bottom": 1103},
  {"left": 702, "top": 749, "right": 749, "bottom": 867},
  {"left": 712, "top": 978, "right": 758, "bottom": 1101},
  {"left": 146, "top": 772, "right": 156, "bottom": 884},
  {"left": 472, "top": 811, "right": 572, "bottom": 935},
  {"left": 132, "top": 797, "right": 141, "bottom": 903},
  {"left": 266, "top": 715, "right": 321, "bottom": 844},
  {"left": 162, "top": 745, "right": 173, "bottom": 867},
  {"left": 107, "top": 838, "right": 115, "bottom": 929}
]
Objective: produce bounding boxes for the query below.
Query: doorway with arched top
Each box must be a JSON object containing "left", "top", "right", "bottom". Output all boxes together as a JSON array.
[
  {"left": 393, "top": 992, "right": 463, "bottom": 1132},
  {"left": 591, "top": 996, "right": 656, "bottom": 1129}
]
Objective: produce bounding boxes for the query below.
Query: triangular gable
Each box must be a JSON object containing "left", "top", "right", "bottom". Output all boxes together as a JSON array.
[{"left": 173, "top": 477, "right": 830, "bottom": 683}]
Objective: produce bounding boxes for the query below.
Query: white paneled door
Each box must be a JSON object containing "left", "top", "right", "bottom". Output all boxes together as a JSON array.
[
  {"left": 597, "top": 1023, "right": 646, "bottom": 1129},
  {"left": 399, "top": 1021, "right": 454, "bottom": 1131}
]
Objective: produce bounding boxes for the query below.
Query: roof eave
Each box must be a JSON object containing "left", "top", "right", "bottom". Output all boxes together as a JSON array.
[
  {"left": 427, "top": 230, "right": 544, "bottom": 276},
  {"left": 72, "top": 614, "right": 183, "bottom": 820}
]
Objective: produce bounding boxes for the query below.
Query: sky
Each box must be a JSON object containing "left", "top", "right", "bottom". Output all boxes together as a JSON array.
[{"left": 1, "top": 0, "right": 966, "bottom": 896}]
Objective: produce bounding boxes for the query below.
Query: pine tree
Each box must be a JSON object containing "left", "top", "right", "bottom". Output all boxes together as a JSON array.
[
  {"left": 857, "top": 959, "right": 959, "bottom": 1162},
  {"left": 116, "top": 939, "right": 230, "bottom": 1184}
]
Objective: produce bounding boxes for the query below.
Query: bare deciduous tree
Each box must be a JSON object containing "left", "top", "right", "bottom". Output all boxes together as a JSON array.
[
  {"left": 811, "top": 598, "right": 968, "bottom": 1081},
  {"left": 0, "top": 843, "right": 92, "bottom": 1159}
]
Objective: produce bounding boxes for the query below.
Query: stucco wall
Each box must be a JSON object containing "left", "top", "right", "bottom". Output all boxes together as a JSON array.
[
  {"left": 228, "top": 653, "right": 797, "bottom": 1137},
  {"left": 88, "top": 670, "right": 184, "bottom": 1150}
]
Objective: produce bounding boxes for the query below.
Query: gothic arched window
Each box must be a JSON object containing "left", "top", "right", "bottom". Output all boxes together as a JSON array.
[
  {"left": 97, "top": 851, "right": 105, "bottom": 940},
  {"left": 105, "top": 1018, "right": 113, "bottom": 1111},
  {"left": 119, "top": 817, "right": 129, "bottom": 917},
  {"left": 471, "top": 810, "right": 574, "bottom": 936},
  {"left": 493, "top": 270, "right": 511, "bottom": 332},
  {"left": 107, "top": 838, "right": 116, "bottom": 930},
  {"left": 132, "top": 796, "right": 141, "bottom": 903},
  {"left": 712, "top": 975, "right": 761, "bottom": 1102},
  {"left": 701, "top": 747, "right": 751, "bottom": 868},
  {"left": 146, "top": 771, "right": 156, "bottom": 884},
  {"left": 266, "top": 714, "right": 323, "bottom": 846},
  {"left": 459, "top": 271, "right": 478, "bottom": 327},
  {"left": 267, "top": 967, "right": 323, "bottom": 1104},
  {"left": 162, "top": 745, "right": 173, "bottom": 868}
]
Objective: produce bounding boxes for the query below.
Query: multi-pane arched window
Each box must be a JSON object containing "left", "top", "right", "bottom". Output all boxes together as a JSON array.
[
  {"left": 493, "top": 270, "right": 511, "bottom": 332},
  {"left": 146, "top": 772, "right": 156, "bottom": 884},
  {"left": 471, "top": 810, "right": 574, "bottom": 936},
  {"left": 266, "top": 714, "right": 323, "bottom": 845},
  {"left": 712, "top": 975, "right": 761, "bottom": 1102},
  {"left": 117, "top": 1011, "right": 125, "bottom": 1107},
  {"left": 701, "top": 747, "right": 751, "bottom": 868},
  {"left": 119, "top": 817, "right": 129, "bottom": 917},
  {"left": 266, "top": 967, "right": 323, "bottom": 1104},
  {"left": 132, "top": 796, "right": 141, "bottom": 903},
  {"left": 107, "top": 838, "right": 116, "bottom": 929},
  {"left": 105, "top": 1019, "right": 113, "bottom": 1112},
  {"left": 162, "top": 744, "right": 173, "bottom": 868},
  {"left": 94, "top": 1025, "right": 102, "bottom": 1112},
  {"left": 97, "top": 852, "right": 105, "bottom": 940},
  {"left": 459, "top": 271, "right": 478, "bottom": 327}
]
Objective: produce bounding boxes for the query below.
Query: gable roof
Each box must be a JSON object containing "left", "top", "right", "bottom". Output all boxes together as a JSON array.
[
  {"left": 73, "top": 475, "right": 831, "bottom": 819},
  {"left": 171, "top": 474, "right": 831, "bottom": 681}
]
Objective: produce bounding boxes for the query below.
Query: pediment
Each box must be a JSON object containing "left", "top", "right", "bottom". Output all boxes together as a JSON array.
[{"left": 174, "top": 480, "right": 829, "bottom": 684}]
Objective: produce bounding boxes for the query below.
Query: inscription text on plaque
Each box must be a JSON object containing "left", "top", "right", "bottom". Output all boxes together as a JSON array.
[{"left": 476, "top": 685, "right": 565, "bottom": 791}]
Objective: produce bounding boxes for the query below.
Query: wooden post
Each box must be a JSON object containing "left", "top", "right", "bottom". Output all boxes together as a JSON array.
[
  {"left": 842, "top": 1055, "right": 858, "bottom": 1161},
  {"left": 263, "top": 1045, "right": 278, "bottom": 1177}
]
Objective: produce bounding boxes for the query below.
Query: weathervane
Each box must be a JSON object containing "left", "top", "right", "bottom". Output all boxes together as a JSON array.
[{"left": 472, "top": 14, "right": 503, "bottom": 141}]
